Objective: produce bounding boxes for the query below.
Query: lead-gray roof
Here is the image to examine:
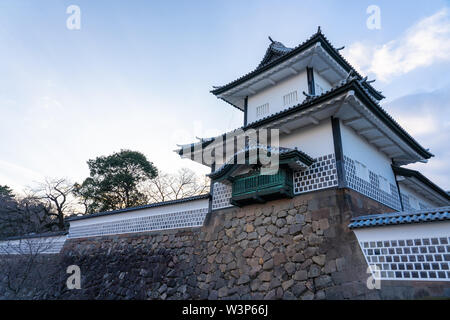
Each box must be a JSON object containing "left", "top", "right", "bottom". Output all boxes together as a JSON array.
[{"left": 348, "top": 206, "right": 450, "bottom": 229}]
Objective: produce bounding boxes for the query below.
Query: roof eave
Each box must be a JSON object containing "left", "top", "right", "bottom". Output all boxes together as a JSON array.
[
  {"left": 393, "top": 166, "right": 450, "bottom": 202},
  {"left": 211, "top": 32, "right": 383, "bottom": 100},
  {"left": 350, "top": 84, "right": 433, "bottom": 160}
]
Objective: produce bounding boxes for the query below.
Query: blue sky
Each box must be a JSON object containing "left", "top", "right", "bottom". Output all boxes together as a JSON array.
[{"left": 0, "top": 0, "right": 449, "bottom": 192}]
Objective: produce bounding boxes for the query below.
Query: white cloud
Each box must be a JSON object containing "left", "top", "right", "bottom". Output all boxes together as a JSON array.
[
  {"left": 346, "top": 8, "right": 450, "bottom": 82},
  {"left": 0, "top": 159, "right": 45, "bottom": 194},
  {"left": 395, "top": 114, "right": 439, "bottom": 136},
  {"left": 386, "top": 87, "right": 450, "bottom": 189}
]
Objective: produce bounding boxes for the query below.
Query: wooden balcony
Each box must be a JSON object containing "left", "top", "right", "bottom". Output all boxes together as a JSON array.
[{"left": 230, "top": 167, "right": 293, "bottom": 207}]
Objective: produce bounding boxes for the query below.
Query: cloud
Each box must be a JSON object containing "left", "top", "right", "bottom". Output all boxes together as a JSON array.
[
  {"left": 346, "top": 8, "right": 450, "bottom": 82},
  {"left": 0, "top": 159, "right": 45, "bottom": 194},
  {"left": 385, "top": 87, "right": 450, "bottom": 189}
]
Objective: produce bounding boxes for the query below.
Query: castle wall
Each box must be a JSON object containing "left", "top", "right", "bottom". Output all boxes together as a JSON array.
[
  {"left": 68, "top": 197, "right": 209, "bottom": 239},
  {"left": 1, "top": 189, "right": 448, "bottom": 300}
]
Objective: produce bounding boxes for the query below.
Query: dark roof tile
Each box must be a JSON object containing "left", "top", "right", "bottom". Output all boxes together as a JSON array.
[{"left": 348, "top": 206, "right": 450, "bottom": 229}]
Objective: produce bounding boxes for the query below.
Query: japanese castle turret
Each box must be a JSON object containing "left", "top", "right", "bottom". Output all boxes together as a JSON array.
[
  {"left": 4, "top": 27, "right": 449, "bottom": 300},
  {"left": 176, "top": 27, "right": 450, "bottom": 283}
]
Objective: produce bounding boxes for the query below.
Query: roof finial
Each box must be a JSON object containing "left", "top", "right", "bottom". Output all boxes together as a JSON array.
[
  {"left": 268, "top": 36, "right": 275, "bottom": 43},
  {"left": 317, "top": 26, "right": 322, "bottom": 33},
  {"left": 336, "top": 46, "right": 345, "bottom": 51}
]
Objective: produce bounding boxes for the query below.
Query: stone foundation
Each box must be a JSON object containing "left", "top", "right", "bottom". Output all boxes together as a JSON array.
[{"left": 0, "top": 188, "right": 448, "bottom": 299}]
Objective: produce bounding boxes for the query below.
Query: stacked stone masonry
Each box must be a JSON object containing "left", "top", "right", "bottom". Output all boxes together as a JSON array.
[{"left": 0, "top": 189, "right": 448, "bottom": 299}]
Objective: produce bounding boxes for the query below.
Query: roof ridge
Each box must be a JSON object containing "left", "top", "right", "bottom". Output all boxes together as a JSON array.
[
  {"left": 348, "top": 206, "right": 450, "bottom": 229},
  {"left": 211, "top": 29, "right": 383, "bottom": 100}
]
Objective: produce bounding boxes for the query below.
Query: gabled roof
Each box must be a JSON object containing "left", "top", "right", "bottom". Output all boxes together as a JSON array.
[
  {"left": 348, "top": 206, "right": 450, "bottom": 229},
  {"left": 211, "top": 28, "right": 384, "bottom": 104},
  {"left": 208, "top": 145, "right": 314, "bottom": 181},
  {"left": 393, "top": 166, "right": 450, "bottom": 203},
  {"left": 257, "top": 37, "right": 294, "bottom": 69}
]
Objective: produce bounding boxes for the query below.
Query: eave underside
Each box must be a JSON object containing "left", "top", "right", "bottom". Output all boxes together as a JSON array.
[{"left": 178, "top": 81, "right": 432, "bottom": 168}]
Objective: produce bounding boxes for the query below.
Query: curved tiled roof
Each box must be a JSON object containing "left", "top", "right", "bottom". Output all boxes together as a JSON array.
[
  {"left": 178, "top": 77, "right": 433, "bottom": 160},
  {"left": 208, "top": 145, "right": 314, "bottom": 181},
  {"left": 211, "top": 28, "right": 384, "bottom": 100},
  {"left": 348, "top": 206, "right": 450, "bottom": 229},
  {"left": 257, "top": 38, "right": 294, "bottom": 69},
  {"left": 243, "top": 78, "right": 433, "bottom": 159}
]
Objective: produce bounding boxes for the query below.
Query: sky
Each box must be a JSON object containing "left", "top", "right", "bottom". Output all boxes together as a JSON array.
[{"left": 0, "top": 0, "right": 449, "bottom": 194}]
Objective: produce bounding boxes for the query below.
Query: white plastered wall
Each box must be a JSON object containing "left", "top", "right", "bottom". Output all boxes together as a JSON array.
[
  {"left": 399, "top": 184, "right": 437, "bottom": 210},
  {"left": 340, "top": 121, "right": 396, "bottom": 186},
  {"left": 247, "top": 71, "right": 308, "bottom": 123},
  {"left": 69, "top": 198, "right": 209, "bottom": 229},
  {"left": 313, "top": 70, "right": 333, "bottom": 95},
  {"left": 0, "top": 235, "right": 67, "bottom": 255},
  {"left": 279, "top": 119, "right": 335, "bottom": 158}
]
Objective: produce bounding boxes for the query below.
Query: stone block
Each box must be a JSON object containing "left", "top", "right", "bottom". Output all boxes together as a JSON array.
[
  {"left": 293, "top": 270, "right": 308, "bottom": 281},
  {"left": 289, "top": 224, "right": 302, "bottom": 236},
  {"left": 284, "top": 262, "right": 296, "bottom": 275},
  {"left": 292, "top": 253, "right": 305, "bottom": 263},
  {"left": 308, "top": 265, "right": 321, "bottom": 278},
  {"left": 259, "top": 271, "right": 272, "bottom": 282},
  {"left": 336, "top": 257, "right": 346, "bottom": 272},
  {"left": 314, "top": 275, "right": 332, "bottom": 290},
  {"left": 291, "top": 283, "right": 307, "bottom": 297},
  {"left": 273, "top": 252, "right": 286, "bottom": 266},
  {"left": 282, "top": 279, "right": 294, "bottom": 291},
  {"left": 324, "top": 260, "right": 336, "bottom": 274},
  {"left": 312, "top": 255, "right": 326, "bottom": 266}
]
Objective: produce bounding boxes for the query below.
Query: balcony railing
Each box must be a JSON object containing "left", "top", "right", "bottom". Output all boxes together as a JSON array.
[{"left": 231, "top": 167, "right": 293, "bottom": 206}]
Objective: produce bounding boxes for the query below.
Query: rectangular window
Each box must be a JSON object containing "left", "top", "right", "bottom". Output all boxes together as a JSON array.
[
  {"left": 355, "top": 161, "right": 370, "bottom": 182},
  {"left": 283, "top": 91, "right": 298, "bottom": 106},
  {"left": 379, "top": 175, "right": 390, "bottom": 193},
  {"left": 256, "top": 103, "right": 269, "bottom": 117}
]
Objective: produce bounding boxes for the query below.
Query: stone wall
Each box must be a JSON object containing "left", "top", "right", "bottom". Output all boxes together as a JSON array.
[{"left": 1, "top": 188, "right": 448, "bottom": 300}]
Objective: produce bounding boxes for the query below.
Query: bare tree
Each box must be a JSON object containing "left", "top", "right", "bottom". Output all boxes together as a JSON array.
[
  {"left": 144, "top": 168, "right": 209, "bottom": 203},
  {"left": 0, "top": 235, "right": 63, "bottom": 299},
  {"left": 30, "top": 178, "right": 77, "bottom": 230},
  {"left": 0, "top": 194, "right": 55, "bottom": 239}
]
